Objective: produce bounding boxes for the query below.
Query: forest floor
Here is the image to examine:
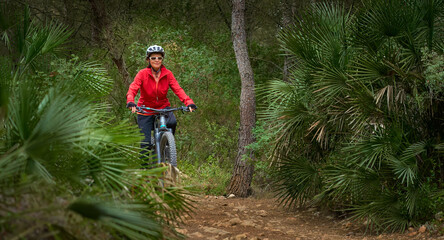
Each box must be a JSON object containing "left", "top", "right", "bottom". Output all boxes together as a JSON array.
[{"left": 176, "top": 195, "right": 442, "bottom": 240}]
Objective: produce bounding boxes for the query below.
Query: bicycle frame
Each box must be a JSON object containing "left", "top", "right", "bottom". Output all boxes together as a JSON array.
[{"left": 136, "top": 106, "right": 189, "bottom": 164}]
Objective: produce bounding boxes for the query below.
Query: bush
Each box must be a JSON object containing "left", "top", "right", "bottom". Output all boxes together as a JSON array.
[{"left": 263, "top": 0, "right": 444, "bottom": 232}]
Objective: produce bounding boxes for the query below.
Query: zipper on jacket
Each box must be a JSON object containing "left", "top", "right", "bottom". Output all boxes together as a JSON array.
[
  {"left": 156, "top": 81, "right": 159, "bottom": 102},
  {"left": 152, "top": 70, "right": 160, "bottom": 103}
]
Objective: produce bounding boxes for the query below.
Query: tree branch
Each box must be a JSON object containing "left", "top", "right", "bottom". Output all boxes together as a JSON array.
[{"left": 215, "top": 0, "right": 231, "bottom": 31}]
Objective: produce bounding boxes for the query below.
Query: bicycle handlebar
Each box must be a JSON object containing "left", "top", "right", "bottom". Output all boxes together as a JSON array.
[{"left": 135, "top": 105, "right": 191, "bottom": 114}]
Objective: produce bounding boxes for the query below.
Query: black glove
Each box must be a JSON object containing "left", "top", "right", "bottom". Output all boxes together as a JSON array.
[
  {"left": 187, "top": 104, "right": 197, "bottom": 110},
  {"left": 126, "top": 102, "right": 137, "bottom": 108}
]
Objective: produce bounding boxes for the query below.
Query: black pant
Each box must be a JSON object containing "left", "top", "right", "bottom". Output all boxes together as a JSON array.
[{"left": 137, "top": 110, "right": 177, "bottom": 163}]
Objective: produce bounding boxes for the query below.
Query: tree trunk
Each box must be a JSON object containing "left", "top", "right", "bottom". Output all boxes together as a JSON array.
[
  {"left": 88, "top": 0, "right": 132, "bottom": 87},
  {"left": 226, "top": 0, "right": 256, "bottom": 198}
]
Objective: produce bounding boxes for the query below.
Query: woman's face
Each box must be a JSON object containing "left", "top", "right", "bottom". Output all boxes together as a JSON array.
[{"left": 148, "top": 53, "right": 163, "bottom": 70}]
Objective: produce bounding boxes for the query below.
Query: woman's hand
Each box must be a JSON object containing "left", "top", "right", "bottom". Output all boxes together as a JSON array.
[
  {"left": 187, "top": 104, "right": 197, "bottom": 112},
  {"left": 126, "top": 102, "right": 137, "bottom": 113}
]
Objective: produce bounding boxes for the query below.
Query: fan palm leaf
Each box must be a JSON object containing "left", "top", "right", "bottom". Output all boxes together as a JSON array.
[
  {"left": 416, "top": 0, "right": 444, "bottom": 50},
  {"left": 388, "top": 141, "right": 427, "bottom": 186},
  {"left": 263, "top": 0, "right": 443, "bottom": 232},
  {"left": 53, "top": 60, "right": 113, "bottom": 100},
  {"left": 1, "top": 8, "right": 193, "bottom": 239},
  {"left": 320, "top": 162, "right": 380, "bottom": 204},
  {"left": 69, "top": 200, "right": 162, "bottom": 240},
  {"left": 273, "top": 154, "right": 322, "bottom": 207},
  {"left": 9, "top": 7, "right": 72, "bottom": 80}
]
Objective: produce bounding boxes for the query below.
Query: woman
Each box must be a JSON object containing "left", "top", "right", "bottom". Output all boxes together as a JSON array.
[{"left": 126, "top": 45, "right": 197, "bottom": 162}]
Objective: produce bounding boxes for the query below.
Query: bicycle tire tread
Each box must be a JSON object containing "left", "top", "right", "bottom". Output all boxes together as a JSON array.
[{"left": 160, "top": 132, "right": 177, "bottom": 167}]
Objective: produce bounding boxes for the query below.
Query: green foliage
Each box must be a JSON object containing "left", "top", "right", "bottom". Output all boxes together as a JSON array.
[
  {"left": 0, "top": 9, "right": 192, "bottom": 239},
  {"left": 262, "top": 0, "right": 444, "bottom": 232},
  {"left": 275, "top": 155, "right": 322, "bottom": 207},
  {"left": 123, "top": 24, "right": 241, "bottom": 97},
  {"left": 3, "top": 0, "right": 285, "bottom": 206},
  {"left": 109, "top": 22, "right": 243, "bottom": 194},
  {"left": 180, "top": 156, "right": 232, "bottom": 196},
  {"left": 423, "top": 49, "right": 444, "bottom": 96},
  {"left": 59, "top": 0, "right": 284, "bottom": 196},
  {"left": 246, "top": 121, "right": 275, "bottom": 189},
  {"left": 176, "top": 119, "right": 236, "bottom": 195}
]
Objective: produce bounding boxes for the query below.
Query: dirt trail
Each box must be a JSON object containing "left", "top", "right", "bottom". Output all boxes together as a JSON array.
[{"left": 177, "top": 195, "right": 438, "bottom": 240}]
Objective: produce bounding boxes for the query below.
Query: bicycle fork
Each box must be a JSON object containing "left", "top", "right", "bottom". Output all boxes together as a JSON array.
[{"left": 154, "top": 128, "right": 162, "bottom": 164}]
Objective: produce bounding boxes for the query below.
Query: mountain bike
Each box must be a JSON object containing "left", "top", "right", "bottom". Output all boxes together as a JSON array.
[{"left": 136, "top": 105, "right": 190, "bottom": 168}]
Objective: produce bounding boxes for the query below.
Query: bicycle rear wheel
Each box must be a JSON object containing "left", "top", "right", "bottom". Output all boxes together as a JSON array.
[{"left": 159, "top": 132, "right": 177, "bottom": 167}]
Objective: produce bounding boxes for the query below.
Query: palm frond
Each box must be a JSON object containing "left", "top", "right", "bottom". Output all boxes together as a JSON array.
[
  {"left": 130, "top": 167, "right": 195, "bottom": 226},
  {"left": 345, "top": 128, "right": 393, "bottom": 169},
  {"left": 358, "top": 0, "right": 408, "bottom": 40},
  {"left": 258, "top": 78, "right": 314, "bottom": 152},
  {"left": 40, "top": 22, "right": 72, "bottom": 54},
  {"left": 387, "top": 154, "right": 418, "bottom": 186},
  {"left": 417, "top": 0, "right": 444, "bottom": 50},
  {"left": 15, "top": 19, "right": 72, "bottom": 78},
  {"left": 311, "top": 63, "right": 350, "bottom": 102},
  {"left": 388, "top": 141, "right": 426, "bottom": 186},
  {"left": 266, "top": 0, "right": 444, "bottom": 233},
  {"left": 401, "top": 141, "right": 427, "bottom": 160},
  {"left": 53, "top": 60, "right": 113, "bottom": 100},
  {"left": 69, "top": 200, "right": 162, "bottom": 240},
  {"left": 6, "top": 80, "right": 43, "bottom": 146},
  {"left": 273, "top": 155, "right": 322, "bottom": 207},
  {"left": 352, "top": 53, "right": 391, "bottom": 86},
  {"left": 279, "top": 2, "right": 352, "bottom": 71},
  {"left": 435, "top": 142, "right": 444, "bottom": 152},
  {"left": 25, "top": 91, "right": 89, "bottom": 160},
  {"left": 349, "top": 190, "right": 410, "bottom": 232},
  {"left": 0, "top": 10, "right": 193, "bottom": 239},
  {"left": 0, "top": 152, "right": 27, "bottom": 183},
  {"left": 78, "top": 147, "right": 128, "bottom": 191},
  {"left": 321, "top": 162, "right": 380, "bottom": 204}
]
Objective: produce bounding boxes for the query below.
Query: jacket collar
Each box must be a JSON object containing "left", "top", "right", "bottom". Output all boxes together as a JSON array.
[{"left": 147, "top": 65, "right": 169, "bottom": 79}]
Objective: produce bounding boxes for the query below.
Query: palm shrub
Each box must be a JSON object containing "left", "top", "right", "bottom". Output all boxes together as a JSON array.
[
  {"left": 0, "top": 6, "right": 191, "bottom": 239},
  {"left": 261, "top": 0, "right": 444, "bottom": 232}
]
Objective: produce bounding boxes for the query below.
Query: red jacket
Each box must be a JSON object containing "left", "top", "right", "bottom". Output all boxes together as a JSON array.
[{"left": 126, "top": 66, "right": 194, "bottom": 115}]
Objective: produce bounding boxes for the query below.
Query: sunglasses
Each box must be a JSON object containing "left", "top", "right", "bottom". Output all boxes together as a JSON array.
[{"left": 149, "top": 57, "right": 163, "bottom": 61}]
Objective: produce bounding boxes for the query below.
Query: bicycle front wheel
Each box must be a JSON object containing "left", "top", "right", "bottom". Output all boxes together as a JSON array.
[{"left": 159, "top": 132, "right": 177, "bottom": 167}]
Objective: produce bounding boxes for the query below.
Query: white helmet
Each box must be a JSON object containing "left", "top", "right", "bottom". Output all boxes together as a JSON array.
[{"left": 146, "top": 45, "right": 165, "bottom": 57}]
